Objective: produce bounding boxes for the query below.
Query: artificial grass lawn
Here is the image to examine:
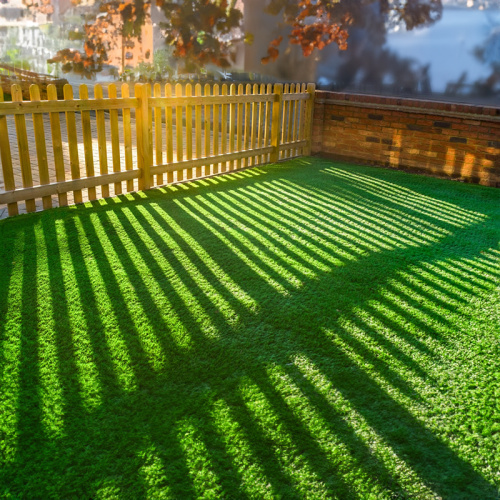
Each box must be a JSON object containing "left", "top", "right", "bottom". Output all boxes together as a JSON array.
[{"left": 0, "top": 157, "right": 499, "bottom": 498}]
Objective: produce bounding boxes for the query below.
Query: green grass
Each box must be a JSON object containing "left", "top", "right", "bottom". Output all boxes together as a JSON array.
[{"left": 1, "top": 157, "right": 499, "bottom": 499}]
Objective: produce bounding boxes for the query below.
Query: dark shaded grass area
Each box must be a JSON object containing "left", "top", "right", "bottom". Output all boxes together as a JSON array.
[{"left": 0, "top": 157, "right": 499, "bottom": 498}]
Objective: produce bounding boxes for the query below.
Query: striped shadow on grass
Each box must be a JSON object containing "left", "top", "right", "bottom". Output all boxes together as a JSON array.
[{"left": 0, "top": 157, "right": 499, "bottom": 498}]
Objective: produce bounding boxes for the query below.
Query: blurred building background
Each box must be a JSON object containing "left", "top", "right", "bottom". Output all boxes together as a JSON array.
[{"left": 0, "top": 0, "right": 499, "bottom": 103}]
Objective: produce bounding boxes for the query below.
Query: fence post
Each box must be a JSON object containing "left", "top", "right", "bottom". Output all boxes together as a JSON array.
[
  {"left": 270, "top": 83, "right": 283, "bottom": 163},
  {"left": 304, "top": 83, "right": 316, "bottom": 156},
  {"left": 135, "top": 83, "right": 151, "bottom": 191},
  {"left": 0, "top": 87, "right": 18, "bottom": 216}
]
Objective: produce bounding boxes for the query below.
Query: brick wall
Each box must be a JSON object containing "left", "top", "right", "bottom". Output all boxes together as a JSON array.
[{"left": 312, "top": 91, "right": 500, "bottom": 187}]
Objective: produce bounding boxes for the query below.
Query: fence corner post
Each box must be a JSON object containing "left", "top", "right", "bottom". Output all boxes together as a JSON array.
[
  {"left": 304, "top": 83, "right": 316, "bottom": 156},
  {"left": 135, "top": 83, "right": 151, "bottom": 191},
  {"left": 270, "top": 83, "right": 283, "bottom": 163}
]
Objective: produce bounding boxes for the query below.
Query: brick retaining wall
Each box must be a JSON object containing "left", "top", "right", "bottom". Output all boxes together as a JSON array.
[{"left": 312, "top": 91, "right": 500, "bottom": 187}]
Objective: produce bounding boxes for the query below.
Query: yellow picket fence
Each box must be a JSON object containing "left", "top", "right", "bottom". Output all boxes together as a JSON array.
[{"left": 0, "top": 81, "right": 315, "bottom": 218}]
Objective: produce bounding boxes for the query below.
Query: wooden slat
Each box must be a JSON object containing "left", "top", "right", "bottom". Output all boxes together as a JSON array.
[
  {"left": 286, "top": 83, "right": 295, "bottom": 158},
  {"left": 185, "top": 84, "right": 193, "bottom": 180},
  {"left": 29, "top": 85, "right": 52, "bottom": 209},
  {"left": 293, "top": 83, "right": 301, "bottom": 156},
  {"left": 148, "top": 94, "right": 274, "bottom": 108},
  {"left": 79, "top": 84, "right": 97, "bottom": 200},
  {"left": 12, "top": 84, "right": 36, "bottom": 212},
  {"left": 153, "top": 83, "right": 164, "bottom": 185},
  {"left": 251, "top": 83, "right": 258, "bottom": 166},
  {"left": 47, "top": 84, "right": 67, "bottom": 206},
  {"left": 195, "top": 84, "right": 202, "bottom": 177},
  {"left": 229, "top": 84, "right": 236, "bottom": 171},
  {"left": 0, "top": 169, "right": 140, "bottom": 205},
  {"left": 213, "top": 84, "right": 219, "bottom": 175},
  {"left": 221, "top": 84, "right": 228, "bottom": 172},
  {"left": 0, "top": 87, "right": 18, "bottom": 216},
  {"left": 291, "top": 83, "right": 298, "bottom": 157},
  {"left": 108, "top": 83, "right": 122, "bottom": 195},
  {"left": 175, "top": 83, "right": 184, "bottom": 182},
  {"left": 94, "top": 84, "right": 110, "bottom": 197},
  {"left": 151, "top": 146, "right": 274, "bottom": 177},
  {"left": 270, "top": 84, "right": 283, "bottom": 163},
  {"left": 0, "top": 92, "right": 298, "bottom": 116},
  {"left": 165, "top": 83, "right": 174, "bottom": 184},
  {"left": 279, "top": 140, "right": 308, "bottom": 151},
  {"left": 146, "top": 84, "right": 153, "bottom": 179},
  {"left": 204, "top": 83, "right": 211, "bottom": 177},
  {"left": 281, "top": 93, "right": 310, "bottom": 101},
  {"left": 305, "top": 83, "right": 316, "bottom": 155},
  {"left": 282, "top": 83, "right": 290, "bottom": 160},
  {"left": 264, "top": 83, "right": 272, "bottom": 163},
  {"left": 244, "top": 83, "right": 251, "bottom": 168},
  {"left": 135, "top": 83, "right": 151, "bottom": 190},
  {"left": 257, "top": 83, "right": 265, "bottom": 166},
  {"left": 299, "top": 83, "right": 307, "bottom": 155},
  {"left": 63, "top": 84, "right": 82, "bottom": 203},
  {"left": 121, "top": 83, "right": 134, "bottom": 192},
  {"left": 236, "top": 84, "right": 244, "bottom": 170},
  {"left": 0, "top": 97, "right": 138, "bottom": 115}
]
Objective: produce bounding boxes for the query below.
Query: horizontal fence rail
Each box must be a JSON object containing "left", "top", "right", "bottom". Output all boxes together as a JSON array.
[{"left": 0, "top": 81, "right": 315, "bottom": 218}]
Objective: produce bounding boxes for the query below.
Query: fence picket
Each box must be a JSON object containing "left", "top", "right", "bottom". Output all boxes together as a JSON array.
[
  {"left": 305, "top": 83, "right": 315, "bottom": 155},
  {"left": 264, "top": 83, "right": 272, "bottom": 163},
  {"left": 229, "top": 84, "right": 236, "bottom": 170},
  {"left": 221, "top": 84, "right": 228, "bottom": 172},
  {"left": 147, "top": 84, "right": 153, "bottom": 177},
  {"left": 290, "top": 84, "right": 296, "bottom": 156},
  {"left": 251, "top": 84, "right": 258, "bottom": 166},
  {"left": 284, "top": 83, "right": 291, "bottom": 159},
  {"left": 213, "top": 84, "right": 220, "bottom": 175},
  {"left": 154, "top": 83, "right": 164, "bottom": 186},
  {"left": 47, "top": 84, "right": 67, "bottom": 207},
  {"left": 144, "top": 84, "right": 153, "bottom": 189},
  {"left": 237, "top": 84, "right": 244, "bottom": 170},
  {"left": 288, "top": 84, "right": 296, "bottom": 158},
  {"left": 271, "top": 84, "right": 283, "bottom": 163},
  {"left": 121, "top": 84, "right": 134, "bottom": 192},
  {"left": 195, "top": 84, "right": 202, "bottom": 177},
  {"left": 29, "top": 84, "right": 52, "bottom": 210},
  {"left": 291, "top": 83, "right": 298, "bottom": 157},
  {"left": 165, "top": 83, "right": 174, "bottom": 184},
  {"left": 185, "top": 84, "right": 193, "bottom": 180},
  {"left": 79, "top": 84, "right": 97, "bottom": 200},
  {"left": 107, "top": 83, "right": 122, "bottom": 195},
  {"left": 204, "top": 84, "right": 211, "bottom": 176},
  {"left": 12, "top": 84, "right": 36, "bottom": 212},
  {"left": 94, "top": 84, "right": 110, "bottom": 197},
  {"left": 300, "top": 83, "right": 307, "bottom": 155},
  {"left": 63, "top": 84, "right": 83, "bottom": 203},
  {"left": 257, "top": 84, "right": 265, "bottom": 165},
  {"left": 293, "top": 83, "right": 299, "bottom": 156},
  {"left": 0, "top": 87, "right": 18, "bottom": 216},
  {"left": 244, "top": 83, "right": 251, "bottom": 168},
  {"left": 175, "top": 83, "right": 184, "bottom": 182}
]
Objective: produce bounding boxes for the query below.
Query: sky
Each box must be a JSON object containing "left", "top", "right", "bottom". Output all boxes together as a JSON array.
[{"left": 386, "top": 8, "right": 500, "bottom": 92}]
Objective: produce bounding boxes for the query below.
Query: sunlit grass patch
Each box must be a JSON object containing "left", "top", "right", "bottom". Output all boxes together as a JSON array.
[{"left": 0, "top": 157, "right": 499, "bottom": 498}]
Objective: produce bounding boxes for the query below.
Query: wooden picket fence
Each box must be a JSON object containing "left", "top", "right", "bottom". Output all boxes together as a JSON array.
[{"left": 0, "top": 81, "right": 315, "bottom": 218}]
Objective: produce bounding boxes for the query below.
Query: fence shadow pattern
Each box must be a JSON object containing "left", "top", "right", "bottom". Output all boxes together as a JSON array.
[
  {"left": 0, "top": 159, "right": 499, "bottom": 497},
  {"left": 0, "top": 82, "right": 315, "bottom": 219}
]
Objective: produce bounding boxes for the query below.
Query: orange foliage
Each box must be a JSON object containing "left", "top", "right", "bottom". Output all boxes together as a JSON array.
[
  {"left": 159, "top": 0, "right": 244, "bottom": 71},
  {"left": 22, "top": 0, "right": 53, "bottom": 15},
  {"left": 262, "top": 0, "right": 351, "bottom": 64},
  {"left": 263, "top": 0, "right": 442, "bottom": 64}
]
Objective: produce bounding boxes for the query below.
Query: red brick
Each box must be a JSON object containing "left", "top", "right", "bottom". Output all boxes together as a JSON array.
[{"left": 313, "top": 91, "right": 499, "bottom": 186}]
